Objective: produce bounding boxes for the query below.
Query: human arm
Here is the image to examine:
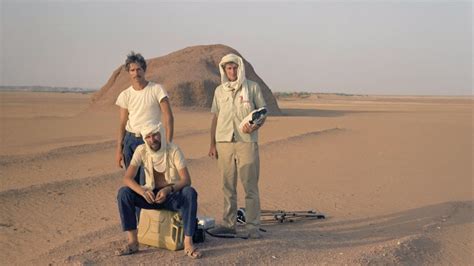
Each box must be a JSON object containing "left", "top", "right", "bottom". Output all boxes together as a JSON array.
[
  {"left": 208, "top": 113, "right": 218, "bottom": 159},
  {"left": 123, "top": 164, "right": 155, "bottom": 204},
  {"left": 242, "top": 83, "right": 267, "bottom": 134},
  {"left": 159, "top": 97, "right": 174, "bottom": 143},
  {"left": 155, "top": 167, "right": 192, "bottom": 204},
  {"left": 115, "top": 107, "right": 129, "bottom": 168}
]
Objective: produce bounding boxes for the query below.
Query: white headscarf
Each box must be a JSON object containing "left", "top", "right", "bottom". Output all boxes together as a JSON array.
[
  {"left": 140, "top": 122, "right": 168, "bottom": 175},
  {"left": 219, "top": 53, "right": 250, "bottom": 108}
]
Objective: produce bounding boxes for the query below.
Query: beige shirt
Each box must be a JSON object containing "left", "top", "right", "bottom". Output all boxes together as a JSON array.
[
  {"left": 211, "top": 79, "right": 266, "bottom": 143},
  {"left": 130, "top": 143, "right": 186, "bottom": 189}
]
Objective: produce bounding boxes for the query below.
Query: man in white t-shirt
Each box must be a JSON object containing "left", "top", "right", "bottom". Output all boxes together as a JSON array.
[{"left": 115, "top": 51, "right": 174, "bottom": 185}]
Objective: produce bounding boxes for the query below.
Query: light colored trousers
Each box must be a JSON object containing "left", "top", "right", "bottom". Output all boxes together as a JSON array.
[{"left": 216, "top": 142, "right": 261, "bottom": 230}]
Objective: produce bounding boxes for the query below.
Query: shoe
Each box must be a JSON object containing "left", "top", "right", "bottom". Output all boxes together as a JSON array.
[
  {"left": 184, "top": 247, "right": 202, "bottom": 259},
  {"left": 248, "top": 229, "right": 263, "bottom": 239},
  {"left": 207, "top": 225, "right": 236, "bottom": 235}
]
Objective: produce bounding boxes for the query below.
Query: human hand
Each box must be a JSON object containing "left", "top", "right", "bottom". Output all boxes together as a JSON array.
[
  {"left": 243, "top": 116, "right": 266, "bottom": 134},
  {"left": 142, "top": 189, "right": 155, "bottom": 204},
  {"left": 115, "top": 150, "right": 124, "bottom": 168},
  {"left": 242, "top": 122, "right": 259, "bottom": 134},
  {"left": 208, "top": 145, "right": 218, "bottom": 159},
  {"left": 154, "top": 187, "right": 171, "bottom": 204}
]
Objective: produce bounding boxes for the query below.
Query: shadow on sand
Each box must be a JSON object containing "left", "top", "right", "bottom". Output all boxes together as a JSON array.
[
  {"left": 291, "top": 201, "right": 471, "bottom": 249},
  {"left": 205, "top": 201, "right": 472, "bottom": 258},
  {"left": 48, "top": 201, "right": 472, "bottom": 264}
]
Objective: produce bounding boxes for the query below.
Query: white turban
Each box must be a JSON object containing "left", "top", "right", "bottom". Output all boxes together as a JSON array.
[
  {"left": 140, "top": 122, "right": 168, "bottom": 177},
  {"left": 219, "top": 53, "right": 250, "bottom": 108}
]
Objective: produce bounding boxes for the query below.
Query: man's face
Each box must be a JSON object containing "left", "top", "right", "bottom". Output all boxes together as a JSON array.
[
  {"left": 128, "top": 63, "right": 145, "bottom": 82},
  {"left": 224, "top": 63, "right": 238, "bottom": 82},
  {"left": 145, "top": 131, "right": 161, "bottom": 151}
]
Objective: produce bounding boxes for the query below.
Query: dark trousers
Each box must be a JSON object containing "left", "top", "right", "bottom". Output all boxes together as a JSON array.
[
  {"left": 123, "top": 131, "right": 145, "bottom": 185},
  {"left": 123, "top": 131, "right": 145, "bottom": 218},
  {"left": 117, "top": 186, "right": 198, "bottom": 237}
]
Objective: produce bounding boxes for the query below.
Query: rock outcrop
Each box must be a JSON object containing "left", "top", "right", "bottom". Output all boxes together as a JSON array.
[{"left": 91, "top": 44, "right": 281, "bottom": 114}]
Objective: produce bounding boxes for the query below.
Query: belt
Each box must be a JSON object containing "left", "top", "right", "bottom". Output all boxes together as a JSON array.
[{"left": 127, "top": 131, "right": 142, "bottom": 138}]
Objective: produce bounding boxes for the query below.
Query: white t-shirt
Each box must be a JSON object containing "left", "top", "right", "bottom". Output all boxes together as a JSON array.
[
  {"left": 130, "top": 143, "right": 187, "bottom": 188},
  {"left": 115, "top": 82, "right": 168, "bottom": 134}
]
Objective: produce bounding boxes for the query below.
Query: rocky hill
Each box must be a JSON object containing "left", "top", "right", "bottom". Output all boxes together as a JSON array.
[{"left": 91, "top": 44, "right": 281, "bottom": 114}]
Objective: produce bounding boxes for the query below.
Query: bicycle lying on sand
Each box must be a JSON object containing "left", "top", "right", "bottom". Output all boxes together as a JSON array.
[
  {"left": 205, "top": 208, "right": 326, "bottom": 239},
  {"left": 239, "top": 208, "right": 326, "bottom": 224}
]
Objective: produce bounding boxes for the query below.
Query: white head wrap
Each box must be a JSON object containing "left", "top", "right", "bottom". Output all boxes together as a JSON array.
[
  {"left": 219, "top": 53, "right": 250, "bottom": 108},
  {"left": 140, "top": 122, "right": 168, "bottom": 175}
]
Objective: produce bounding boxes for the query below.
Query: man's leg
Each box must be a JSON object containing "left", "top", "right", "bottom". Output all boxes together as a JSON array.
[
  {"left": 122, "top": 132, "right": 145, "bottom": 219},
  {"left": 162, "top": 186, "right": 198, "bottom": 237},
  {"left": 161, "top": 186, "right": 201, "bottom": 258},
  {"left": 117, "top": 186, "right": 160, "bottom": 232},
  {"left": 122, "top": 132, "right": 145, "bottom": 185},
  {"left": 236, "top": 142, "right": 261, "bottom": 235},
  {"left": 116, "top": 186, "right": 164, "bottom": 256},
  {"left": 216, "top": 142, "right": 238, "bottom": 230}
]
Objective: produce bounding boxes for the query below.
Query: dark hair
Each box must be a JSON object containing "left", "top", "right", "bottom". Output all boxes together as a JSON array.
[{"left": 125, "top": 51, "right": 147, "bottom": 71}]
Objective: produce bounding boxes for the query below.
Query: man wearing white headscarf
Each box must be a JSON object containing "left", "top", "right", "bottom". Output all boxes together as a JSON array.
[
  {"left": 208, "top": 53, "right": 267, "bottom": 238},
  {"left": 116, "top": 122, "right": 201, "bottom": 258}
]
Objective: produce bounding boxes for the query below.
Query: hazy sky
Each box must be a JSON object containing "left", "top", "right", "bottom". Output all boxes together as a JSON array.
[{"left": 1, "top": 0, "right": 472, "bottom": 95}]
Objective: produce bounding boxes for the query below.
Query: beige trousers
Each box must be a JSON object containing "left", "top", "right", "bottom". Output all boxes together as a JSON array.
[{"left": 216, "top": 142, "right": 260, "bottom": 230}]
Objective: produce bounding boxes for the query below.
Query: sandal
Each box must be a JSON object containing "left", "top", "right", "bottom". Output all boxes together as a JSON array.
[
  {"left": 184, "top": 247, "right": 202, "bottom": 259},
  {"left": 115, "top": 243, "right": 139, "bottom": 256}
]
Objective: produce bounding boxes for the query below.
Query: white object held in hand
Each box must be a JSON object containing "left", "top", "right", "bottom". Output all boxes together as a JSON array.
[{"left": 239, "top": 107, "right": 267, "bottom": 132}]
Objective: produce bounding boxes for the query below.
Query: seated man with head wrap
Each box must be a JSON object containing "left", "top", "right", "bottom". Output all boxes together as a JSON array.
[{"left": 116, "top": 122, "right": 201, "bottom": 259}]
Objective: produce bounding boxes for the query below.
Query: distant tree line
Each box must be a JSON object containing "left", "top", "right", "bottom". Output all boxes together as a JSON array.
[
  {"left": 273, "top": 91, "right": 311, "bottom": 99},
  {"left": 273, "top": 91, "right": 365, "bottom": 99},
  {"left": 0, "top": 86, "right": 96, "bottom": 93}
]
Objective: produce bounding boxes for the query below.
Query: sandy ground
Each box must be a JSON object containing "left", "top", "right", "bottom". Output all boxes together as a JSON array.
[{"left": 0, "top": 91, "right": 472, "bottom": 265}]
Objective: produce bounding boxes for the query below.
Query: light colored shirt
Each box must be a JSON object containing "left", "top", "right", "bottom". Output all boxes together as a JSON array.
[
  {"left": 115, "top": 82, "right": 168, "bottom": 134},
  {"left": 211, "top": 79, "right": 266, "bottom": 143},
  {"left": 130, "top": 143, "right": 187, "bottom": 189}
]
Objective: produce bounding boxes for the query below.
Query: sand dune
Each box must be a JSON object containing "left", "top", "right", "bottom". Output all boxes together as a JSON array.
[{"left": 0, "top": 92, "right": 472, "bottom": 265}]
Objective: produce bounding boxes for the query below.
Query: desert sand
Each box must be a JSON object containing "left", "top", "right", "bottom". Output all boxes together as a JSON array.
[{"left": 0, "top": 91, "right": 472, "bottom": 265}]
